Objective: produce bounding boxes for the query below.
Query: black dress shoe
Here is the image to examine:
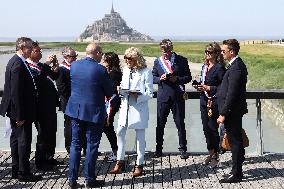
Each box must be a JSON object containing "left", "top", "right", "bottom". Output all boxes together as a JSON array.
[
  {"left": 86, "top": 180, "right": 105, "bottom": 188},
  {"left": 11, "top": 172, "right": 18, "bottom": 179},
  {"left": 36, "top": 164, "right": 55, "bottom": 171},
  {"left": 180, "top": 151, "right": 189, "bottom": 159},
  {"left": 220, "top": 174, "right": 243, "bottom": 183},
  {"left": 68, "top": 182, "right": 84, "bottom": 189},
  {"left": 18, "top": 173, "right": 42, "bottom": 182},
  {"left": 47, "top": 158, "right": 64, "bottom": 165},
  {"left": 154, "top": 151, "right": 163, "bottom": 158}
]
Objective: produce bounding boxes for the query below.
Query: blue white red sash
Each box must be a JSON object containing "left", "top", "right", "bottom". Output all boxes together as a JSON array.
[
  {"left": 200, "top": 64, "right": 208, "bottom": 84},
  {"left": 28, "top": 63, "right": 41, "bottom": 75},
  {"left": 29, "top": 63, "right": 54, "bottom": 82},
  {"left": 157, "top": 54, "right": 184, "bottom": 92},
  {"left": 200, "top": 64, "right": 216, "bottom": 98},
  {"left": 105, "top": 94, "right": 117, "bottom": 118},
  {"left": 200, "top": 64, "right": 209, "bottom": 97},
  {"left": 60, "top": 61, "right": 71, "bottom": 70}
]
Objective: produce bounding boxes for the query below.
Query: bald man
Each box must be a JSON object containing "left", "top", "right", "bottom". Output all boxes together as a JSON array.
[{"left": 65, "top": 43, "right": 113, "bottom": 188}]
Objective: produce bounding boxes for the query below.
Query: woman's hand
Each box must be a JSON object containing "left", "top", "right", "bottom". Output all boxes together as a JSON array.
[{"left": 129, "top": 92, "right": 138, "bottom": 98}]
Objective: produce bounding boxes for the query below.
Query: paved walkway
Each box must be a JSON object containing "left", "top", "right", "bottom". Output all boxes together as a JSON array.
[{"left": 0, "top": 151, "right": 284, "bottom": 188}]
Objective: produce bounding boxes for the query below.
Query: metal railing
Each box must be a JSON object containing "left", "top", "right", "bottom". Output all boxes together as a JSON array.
[{"left": 1, "top": 89, "right": 284, "bottom": 155}]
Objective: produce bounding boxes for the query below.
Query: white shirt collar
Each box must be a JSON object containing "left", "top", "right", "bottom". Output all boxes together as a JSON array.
[
  {"left": 16, "top": 53, "right": 26, "bottom": 63},
  {"left": 228, "top": 55, "right": 239, "bottom": 66},
  {"left": 64, "top": 59, "right": 72, "bottom": 65},
  {"left": 26, "top": 59, "right": 38, "bottom": 65}
]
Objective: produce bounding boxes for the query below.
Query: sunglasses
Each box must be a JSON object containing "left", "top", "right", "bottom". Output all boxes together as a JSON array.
[
  {"left": 205, "top": 50, "right": 214, "bottom": 55},
  {"left": 67, "top": 54, "right": 78, "bottom": 58},
  {"left": 124, "top": 56, "right": 133, "bottom": 60}
]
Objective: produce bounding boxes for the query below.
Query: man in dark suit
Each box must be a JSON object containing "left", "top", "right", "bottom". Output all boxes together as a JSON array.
[
  {"left": 55, "top": 46, "right": 77, "bottom": 154},
  {"left": 0, "top": 37, "right": 42, "bottom": 182},
  {"left": 26, "top": 41, "right": 60, "bottom": 170},
  {"left": 152, "top": 39, "right": 192, "bottom": 159},
  {"left": 217, "top": 39, "right": 248, "bottom": 183},
  {"left": 65, "top": 43, "right": 112, "bottom": 188}
]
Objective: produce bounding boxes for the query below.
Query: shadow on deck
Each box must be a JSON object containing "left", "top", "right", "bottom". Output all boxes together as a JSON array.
[{"left": 0, "top": 151, "right": 284, "bottom": 189}]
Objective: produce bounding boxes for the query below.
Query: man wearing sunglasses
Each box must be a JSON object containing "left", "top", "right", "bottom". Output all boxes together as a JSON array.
[
  {"left": 56, "top": 46, "right": 80, "bottom": 154},
  {"left": 152, "top": 39, "right": 192, "bottom": 159},
  {"left": 217, "top": 39, "right": 248, "bottom": 183}
]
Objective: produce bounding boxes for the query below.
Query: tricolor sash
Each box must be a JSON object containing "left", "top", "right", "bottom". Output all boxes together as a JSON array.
[
  {"left": 105, "top": 94, "right": 117, "bottom": 118},
  {"left": 60, "top": 61, "right": 71, "bottom": 70},
  {"left": 28, "top": 63, "right": 41, "bottom": 74},
  {"left": 29, "top": 63, "right": 54, "bottom": 83},
  {"left": 200, "top": 64, "right": 216, "bottom": 98},
  {"left": 157, "top": 54, "right": 185, "bottom": 93}
]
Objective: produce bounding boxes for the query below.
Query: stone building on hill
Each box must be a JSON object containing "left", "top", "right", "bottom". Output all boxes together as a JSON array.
[{"left": 77, "top": 3, "right": 153, "bottom": 42}]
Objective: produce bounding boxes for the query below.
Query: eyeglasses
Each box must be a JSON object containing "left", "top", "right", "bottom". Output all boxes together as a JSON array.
[
  {"left": 205, "top": 50, "right": 214, "bottom": 55},
  {"left": 124, "top": 56, "right": 133, "bottom": 60}
]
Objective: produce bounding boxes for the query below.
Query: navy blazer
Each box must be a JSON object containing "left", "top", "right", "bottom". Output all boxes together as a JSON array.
[
  {"left": 30, "top": 63, "right": 59, "bottom": 118},
  {"left": 0, "top": 54, "right": 37, "bottom": 121},
  {"left": 152, "top": 53, "right": 192, "bottom": 102},
  {"left": 217, "top": 57, "right": 248, "bottom": 117},
  {"left": 200, "top": 63, "right": 226, "bottom": 107},
  {"left": 55, "top": 64, "right": 71, "bottom": 112},
  {"left": 65, "top": 57, "right": 113, "bottom": 123}
]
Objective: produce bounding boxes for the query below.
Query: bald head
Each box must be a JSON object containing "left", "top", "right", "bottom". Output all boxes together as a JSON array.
[{"left": 86, "top": 43, "right": 103, "bottom": 62}]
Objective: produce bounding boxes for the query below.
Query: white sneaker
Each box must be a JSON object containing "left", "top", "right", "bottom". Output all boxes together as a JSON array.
[{"left": 106, "top": 152, "right": 117, "bottom": 163}]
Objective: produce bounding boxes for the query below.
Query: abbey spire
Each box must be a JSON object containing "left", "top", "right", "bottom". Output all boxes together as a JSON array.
[{"left": 111, "top": 1, "right": 114, "bottom": 13}]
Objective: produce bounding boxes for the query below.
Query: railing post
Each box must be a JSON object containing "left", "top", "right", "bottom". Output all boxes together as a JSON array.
[{"left": 256, "top": 99, "right": 263, "bottom": 155}]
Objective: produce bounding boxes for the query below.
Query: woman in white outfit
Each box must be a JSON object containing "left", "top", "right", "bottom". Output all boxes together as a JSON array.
[{"left": 109, "top": 47, "right": 153, "bottom": 177}]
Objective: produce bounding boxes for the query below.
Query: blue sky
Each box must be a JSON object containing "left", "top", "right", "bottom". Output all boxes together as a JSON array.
[{"left": 0, "top": 0, "right": 283, "bottom": 39}]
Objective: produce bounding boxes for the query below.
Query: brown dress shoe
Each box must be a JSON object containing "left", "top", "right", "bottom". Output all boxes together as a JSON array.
[
  {"left": 132, "top": 165, "right": 143, "bottom": 177},
  {"left": 109, "top": 160, "right": 125, "bottom": 174}
]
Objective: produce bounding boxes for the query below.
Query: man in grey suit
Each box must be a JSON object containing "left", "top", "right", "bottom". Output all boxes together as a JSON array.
[
  {"left": 65, "top": 43, "right": 113, "bottom": 188},
  {"left": 217, "top": 39, "right": 248, "bottom": 183}
]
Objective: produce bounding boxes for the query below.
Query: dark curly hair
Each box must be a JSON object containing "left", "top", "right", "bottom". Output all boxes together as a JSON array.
[
  {"left": 103, "top": 52, "right": 121, "bottom": 72},
  {"left": 204, "top": 42, "right": 225, "bottom": 67}
]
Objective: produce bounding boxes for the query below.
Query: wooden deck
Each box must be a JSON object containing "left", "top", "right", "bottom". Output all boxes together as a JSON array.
[{"left": 0, "top": 151, "right": 284, "bottom": 189}]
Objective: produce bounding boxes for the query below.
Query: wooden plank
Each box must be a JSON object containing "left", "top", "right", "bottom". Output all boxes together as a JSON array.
[
  {"left": 169, "top": 154, "right": 183, "bottom": 188},
  {"left": 2, "top": 152, "right": 36, "bottom": 189},
  {"left": 136, "top": 151, "right": 154, "bottom": 189},
  {"left": 160, "top": 154, "right": 173, "bottom": 189},
  {"left": 111, "top": 153, "right": 131, "bottom": 189},
  {"left": 263, "top": 154, "right": 284, "bottom": 187},
  {"left": 180, "top": 155, "right": 201, "bottom": 188},
  {"left": 1, "top": 151, "right": 284, "bottom": 188},
  {"left": 34, "top": 152, "right": 68, "bottom": 189},
  {"left": 151, "top": 152, "right": 163, "bottom": 189}
]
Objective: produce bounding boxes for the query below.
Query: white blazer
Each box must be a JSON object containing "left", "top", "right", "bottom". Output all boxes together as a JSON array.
[{"left": 118, "top": 67, "right": 153, "bottom": 129}]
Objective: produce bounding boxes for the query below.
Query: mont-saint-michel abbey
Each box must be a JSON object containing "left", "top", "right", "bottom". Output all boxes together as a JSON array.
[{"left": 77, "top": 4, "right": 153, "bottom": 42}]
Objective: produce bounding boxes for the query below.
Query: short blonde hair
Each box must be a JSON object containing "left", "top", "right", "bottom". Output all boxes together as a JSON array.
[{"left": 124, "top": 47, "right": 147, "bottom": 70}]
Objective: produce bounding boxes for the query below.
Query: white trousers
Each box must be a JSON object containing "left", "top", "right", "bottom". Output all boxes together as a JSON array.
[{"left": 116, "top": 126, "right": 145, "bottom": 165}]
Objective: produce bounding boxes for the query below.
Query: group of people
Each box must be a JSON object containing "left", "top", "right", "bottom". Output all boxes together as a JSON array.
[{"left": 0, "top": 37, "right": 248, "bottom": 187}]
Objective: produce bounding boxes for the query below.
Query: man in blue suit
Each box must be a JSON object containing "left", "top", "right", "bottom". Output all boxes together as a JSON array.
[
  {"left": 65, "top": 43, "right": 113, "bottom": 188},
  {"left": 152, "top": 39, "right": 192, "bottom": 159}
]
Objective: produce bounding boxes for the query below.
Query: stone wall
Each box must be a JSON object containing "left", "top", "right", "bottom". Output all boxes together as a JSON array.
[{"left": 262, "top": 99, "right": 284, "bottom": 131}]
